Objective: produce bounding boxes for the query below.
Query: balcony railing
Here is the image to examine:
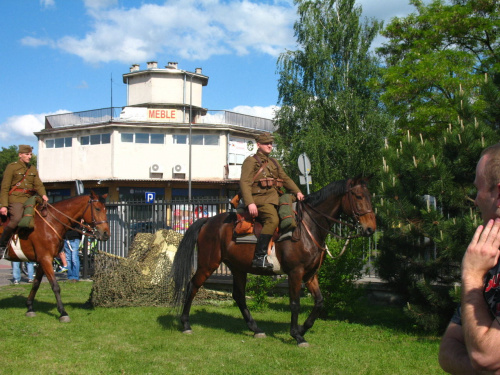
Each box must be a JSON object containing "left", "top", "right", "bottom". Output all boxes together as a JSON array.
[{"left": 45, "top": 107, "right": 276, "bottom": 132}]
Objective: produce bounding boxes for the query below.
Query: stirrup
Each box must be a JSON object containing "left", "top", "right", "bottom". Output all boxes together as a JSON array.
[{"left": 252, "top": 256, "right": 273, "bottom": 269}]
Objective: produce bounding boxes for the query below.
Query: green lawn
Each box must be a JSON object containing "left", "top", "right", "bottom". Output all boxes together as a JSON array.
[{"left": 0, "top": 282, "right": 444, "bottom": 375}]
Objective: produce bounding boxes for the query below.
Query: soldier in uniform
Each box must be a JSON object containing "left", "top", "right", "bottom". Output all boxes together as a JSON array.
[
  {"left": 0, "top": 145, "right": 48, "bottom": 255},
  {"left": 240, "top": 132, "right": 304, "bottom": 269}
]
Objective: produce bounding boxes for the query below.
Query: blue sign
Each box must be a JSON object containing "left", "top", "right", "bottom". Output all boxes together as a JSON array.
[{"left": 145, "top": 192, "right": 156, "bottom": 203}]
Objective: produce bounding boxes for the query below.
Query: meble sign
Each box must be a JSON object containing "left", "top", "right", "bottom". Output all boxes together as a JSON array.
[{"left": 148, "top": 109, "right": 177, "bottom": 122}]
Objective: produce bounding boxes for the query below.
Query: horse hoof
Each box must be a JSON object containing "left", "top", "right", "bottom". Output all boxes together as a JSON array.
[
  {"left": 59, "top": 316, "right": 71, "bottom": 323},
  {"left": 25, "top": 311, "right": 36, "bottom": 318},
  {"left": 298, "top": 342, "right": 310, "bottom": 348},
  {"left": 254, "top": 332, "right": 266, "bottom": 339},
  {"left": 183, "top": 330, "right": 193, "bottom": 334}
]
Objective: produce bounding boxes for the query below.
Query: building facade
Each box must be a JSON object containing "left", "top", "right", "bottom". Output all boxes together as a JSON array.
[{"left": 35, "top": 61, "right": 274, "bottom": 203}]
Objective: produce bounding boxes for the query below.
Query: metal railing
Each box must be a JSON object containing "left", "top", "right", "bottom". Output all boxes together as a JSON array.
[
  {"left": 45, "top": 107, "right": 123, "bottom": 129},
  {"left": 45, "top": 108, "right": 275, "bottom": 132}
]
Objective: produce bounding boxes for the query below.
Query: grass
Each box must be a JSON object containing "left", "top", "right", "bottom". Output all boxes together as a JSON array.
[{"left": 0, "top": 282, "right": 445, "bottom": 375}]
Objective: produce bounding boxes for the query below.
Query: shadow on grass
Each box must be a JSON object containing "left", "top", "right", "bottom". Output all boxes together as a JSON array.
[
  {"left": 0, "top": 293, "right": 93, "bottom": 320},
  {"left": 157, "top": 307, "right": 294, "bottom": 343}
]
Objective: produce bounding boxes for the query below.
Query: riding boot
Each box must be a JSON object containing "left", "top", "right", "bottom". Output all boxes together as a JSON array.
[
  {"left": 0, "top": 226, "right": 14, "bottom": 259},
  {"left": 251, "top": 234, "right": 273, "bottom": 270}
]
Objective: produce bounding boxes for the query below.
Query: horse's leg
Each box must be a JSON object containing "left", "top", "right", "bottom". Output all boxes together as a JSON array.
[
  {"left": 288, "top": 270, "right": 309, "bottom": 347},
  {"left": 39, "top": 258, "right": 70, "bottom": 322},
  {"left": 232, "top": 270, "right": 266, "bottom": 338},
  {"left": 180, "top": 266, "right": 218, "bottom": 334},
  {"left": 298, "top": 274, "right": 324, "bottom": 337},
  {"left": 25, "top": 263, "right": 45, "bottom": 317}
]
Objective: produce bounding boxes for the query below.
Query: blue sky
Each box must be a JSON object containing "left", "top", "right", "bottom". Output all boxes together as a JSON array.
[{"left": 0, "top": 0, "right": 422, "bottom": 153}]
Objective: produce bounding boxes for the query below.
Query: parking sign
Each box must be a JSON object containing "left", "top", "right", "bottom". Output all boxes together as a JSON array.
[{"left": 145, "top": 192, "right": 156, "bottom": 203}]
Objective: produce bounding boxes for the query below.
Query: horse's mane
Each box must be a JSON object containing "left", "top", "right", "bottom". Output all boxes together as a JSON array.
[{"left": 303, "top": 179, "right": 348, "bottom": 207}]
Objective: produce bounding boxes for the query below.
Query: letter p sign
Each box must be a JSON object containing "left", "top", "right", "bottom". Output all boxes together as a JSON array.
[{"left": 145, "top": 192, "right": 156, "bottom": 203}]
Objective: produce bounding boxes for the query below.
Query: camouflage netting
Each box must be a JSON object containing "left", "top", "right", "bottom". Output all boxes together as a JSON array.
[{"left": 89, "top": 229, "right": 232, "bottom": 307}]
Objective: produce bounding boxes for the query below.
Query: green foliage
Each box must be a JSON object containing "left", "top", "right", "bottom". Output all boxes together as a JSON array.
[
  {"left": 317, "top": 235, "right": 367, "bottom": 315},
  {"left": 0, "top": 145, "right": 19, "bottom": 181},
  {"left": 374, "top": 0, "right": 500, "bottom": 332},
  {"left": 246, "top": 274, "right": 282, "bottom": 310},
  {"left": 275, "top": 0, "right": 392, "bottom": 188}
]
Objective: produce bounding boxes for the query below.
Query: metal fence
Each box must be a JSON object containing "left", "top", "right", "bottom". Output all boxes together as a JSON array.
[{"left": 94, "top": 198, "right": 378, "bottom": 278}]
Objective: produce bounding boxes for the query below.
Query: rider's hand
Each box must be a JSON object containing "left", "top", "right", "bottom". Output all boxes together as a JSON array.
[
  {"left": 42, "top": 195, "right": 49, "bottom": 202},
  {"left": 297, "top": 192, "right": 305, "bottom": 201},
  {"left": 0, "top": 207, "right": 7, "bottom": 216},
  {"left": 248, "top": 203, "right": 258, "bottom": 218}
]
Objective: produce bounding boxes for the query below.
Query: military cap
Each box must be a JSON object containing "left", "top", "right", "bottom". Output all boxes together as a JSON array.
[
  {"left": 18, "top": 145, "right": 32, "bottom": 154},
  {"left": 255, "top": 132, "right": 274, "bottom": 144}
]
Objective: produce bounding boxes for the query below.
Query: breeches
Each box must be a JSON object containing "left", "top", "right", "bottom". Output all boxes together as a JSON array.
[
  {"left": 7, "top": 202, "right": 24, "bottom": 229},
  {"left": 257, "top": 203, "right": 279, "bottom": 235}
]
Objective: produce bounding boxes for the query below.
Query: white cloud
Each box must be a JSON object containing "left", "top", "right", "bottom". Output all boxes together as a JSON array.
[
  {"left": 25, "top": 0, "right": 297, "bottom": 63},
  {"left": 0, "top": 110, "right": 69, "bottom": 145},
  {"left": 40, "top": 0, "right": 55, "bottom": 9},
  {"left": 231, "top": 105, "right": 279, "bottom": 119}
]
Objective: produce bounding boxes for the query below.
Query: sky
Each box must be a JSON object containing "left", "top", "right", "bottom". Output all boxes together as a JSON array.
[{"left": 0, "top": 0, "right": 423, "bottom": 153}]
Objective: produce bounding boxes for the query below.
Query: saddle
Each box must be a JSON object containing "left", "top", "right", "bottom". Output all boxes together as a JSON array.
[{"left": 233, "top": 194, "right": 298, "bottom": 243}]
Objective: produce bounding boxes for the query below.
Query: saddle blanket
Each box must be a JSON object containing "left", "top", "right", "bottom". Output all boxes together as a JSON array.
[
  {"left": 5, "top": 235, "right": 29, "bottom": 261},
  {"left": 235, "top": 233, "right": 288, "bottom": 275}
]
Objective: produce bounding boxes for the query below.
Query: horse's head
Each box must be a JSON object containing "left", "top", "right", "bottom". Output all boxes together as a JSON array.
[
  {"left": 342, "top": 176, "right": 377, "bottom": 237},
  {"left": 82, "top": 191, "right": 110, "bottom": 241}
]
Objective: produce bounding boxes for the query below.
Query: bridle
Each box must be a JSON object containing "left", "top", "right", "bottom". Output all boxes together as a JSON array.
[
  {"left": 297, "top": 181, "right": 373, "bottom": 252},
  {"left": 35, "top": 197, "right": 108, "bottom": 240}
]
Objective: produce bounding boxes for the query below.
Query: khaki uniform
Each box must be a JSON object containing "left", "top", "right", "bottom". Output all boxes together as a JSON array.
[
  {"left": 0, "top": 160, "right": 46, "bottom": 228},
  {"left": 240, "top": 151, "right": 301, "bottom": 235}
]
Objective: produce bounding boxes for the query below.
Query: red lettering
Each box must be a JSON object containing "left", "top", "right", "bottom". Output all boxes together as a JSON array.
[{"left": 148, "top": 109, "right": 176, "bottom": 120}]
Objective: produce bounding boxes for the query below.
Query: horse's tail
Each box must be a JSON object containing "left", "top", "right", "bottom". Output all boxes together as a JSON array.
[{"left": 170, "top": 217, "right": 209, "bottom": 311}]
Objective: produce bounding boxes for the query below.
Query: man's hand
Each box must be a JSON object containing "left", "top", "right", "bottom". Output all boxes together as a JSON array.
[
  {"left": 42, "top": 195, "right": 49, "bottom": 202},
  {"left": 0, "top": 207, "right": 7, "bottom": 216},
  {"left": 463, "top": 218, "right": 500, "bottom": 281},
  {"left": 296, "top": 192, "right": 305, "bottom": 201},
  {"left": 248, "top": 203, "right": 258, "bottom": 218}
]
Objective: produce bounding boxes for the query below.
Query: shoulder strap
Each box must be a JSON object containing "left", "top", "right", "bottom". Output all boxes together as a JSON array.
[
  {"left": 8, "top": 167, "right": 30, "bottom": 195},
  {"left": 252, "top": 154, "right": 268, "bottom": 182}
]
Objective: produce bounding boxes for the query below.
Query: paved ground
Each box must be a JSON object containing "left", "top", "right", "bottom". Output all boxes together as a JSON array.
[{"left": 0, "top": 258, "right": 69, "bottom": 286}]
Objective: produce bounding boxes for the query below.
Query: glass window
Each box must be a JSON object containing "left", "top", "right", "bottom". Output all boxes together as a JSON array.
[
  {"left": 192, "top": 135, "right": 203, "bottom": 145},
  {"left": 173, "top": 135, "right": 187, "bottom": 144},
  {"left": 151, "top": 134, "right": 164, "bottom": 144},
  {"left": 81, "top": 136, "right": 89, "bottom": 145},
  {"left": 205, "top": 135, "right": 219, "bottom": 145},
  {"left": 64, "top": 137, "right": 72, "bottom": 147},
  {"left": 121, "top": 133, "right": 133, "bottom": 143},
  {"left": 90, "top": 134, "right": 101, "bottom": 145},
  {"left": 136, "top": 133, "right": 149, "bottom": 144},
  {"left": 102, "top": 133, "right": 111, "bottom": 144},
  {"left": 55, "top": 138, "right": 65, "bottom": 148},
  {"left": 46, "top": 139, "right": 55, "bottom": 148}
]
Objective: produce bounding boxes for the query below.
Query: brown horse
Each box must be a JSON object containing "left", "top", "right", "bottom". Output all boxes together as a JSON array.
[
  {"left": 4, "top": 191, "right": 109, "bottom": 322},
  {"left": 170, "top": 177, "right": 376, "bottom": 346}
]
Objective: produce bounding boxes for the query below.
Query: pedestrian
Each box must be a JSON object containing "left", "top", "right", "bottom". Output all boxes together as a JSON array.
[{"left": 63, "top": 225, "right": 81, "bottom": 282}]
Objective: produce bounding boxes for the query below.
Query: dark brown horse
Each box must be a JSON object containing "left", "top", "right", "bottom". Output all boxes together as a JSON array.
[
  {"left": 4, "top": 192, "right": 109, "bottom": 322},
  {"left": 170, "top": 177, "right": 376, "bottom": 346}
]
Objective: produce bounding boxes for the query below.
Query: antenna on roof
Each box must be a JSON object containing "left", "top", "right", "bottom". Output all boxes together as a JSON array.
[{"left": 110, "top": 73, "right": 113, "bottom": 120}]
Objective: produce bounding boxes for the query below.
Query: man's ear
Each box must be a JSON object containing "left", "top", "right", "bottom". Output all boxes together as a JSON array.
[{"left": 496, "top": 183, "right": 500, "bottom": 207}]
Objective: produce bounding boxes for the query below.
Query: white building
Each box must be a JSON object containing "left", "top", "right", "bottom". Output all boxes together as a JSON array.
[{"left": 35, "top": 61, "right": 274, "bottom": 202}]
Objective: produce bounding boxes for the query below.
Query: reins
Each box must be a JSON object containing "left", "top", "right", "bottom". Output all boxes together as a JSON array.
[
  {"left": 34, "top": 198, "right": 106, "bottom": 240},
  {"left": 296, "top": 182, "right": 371, "bottom": 257}
]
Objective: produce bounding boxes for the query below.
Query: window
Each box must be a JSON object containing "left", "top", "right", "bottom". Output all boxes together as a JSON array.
[
  {"left": 45, "top": 137, "right": 72, "bottom": 148},
  {"left": 121, "top": 133, "right": 133, "bottom": 143},
  {"left": 229, "top": 153, "right": 245, "bottom": 165},
  {"left": 174, "top": 134, "right": 219, "bottom": 145},
  {"left": 81, "top": 133, "right": 111, "bottom": 145},
  {"left": 135, "top": 133, "right": 149, "bottom": 144},
  {"left": 151, "top": 134, "right": 164, "bottom": 144},
  {"left": 173, "top": 135, "right": 187, "bottom": 144}
]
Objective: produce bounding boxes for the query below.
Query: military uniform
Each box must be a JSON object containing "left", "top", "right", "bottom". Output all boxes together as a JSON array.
[
  {"left": 0, "top": 146, "right": 47, "bottom": 252},
  {"left": 240, "top": 150, "right": 301, "bottom": 235}
]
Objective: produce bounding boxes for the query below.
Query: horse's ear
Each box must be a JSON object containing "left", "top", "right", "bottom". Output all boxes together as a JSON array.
[
  {"left": 102, "top": 194, "right": 108, "bottom": 199},
  {"left": 90, "top": 190, "right": 97, "bottom": 199}
]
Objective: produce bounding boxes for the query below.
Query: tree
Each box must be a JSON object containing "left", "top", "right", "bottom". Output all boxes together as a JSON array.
[
  {"left": 375, "top": 0, "right": 500, "bottom": 331},
  {"left": 0, "top": 146, "right": 20, "bottom": 181},
  {"left": 275, "top": 0, "right": 392, "bottom": 189}
]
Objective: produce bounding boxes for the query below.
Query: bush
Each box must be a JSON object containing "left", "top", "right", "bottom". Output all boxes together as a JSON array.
[
  {"left": 246, "top": 274, "right": 282, "bottom": 310},
  {"left": 317, "top": 236, "right": 367, "bottom": 315}
]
